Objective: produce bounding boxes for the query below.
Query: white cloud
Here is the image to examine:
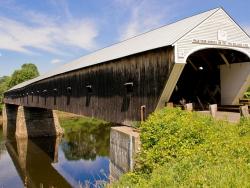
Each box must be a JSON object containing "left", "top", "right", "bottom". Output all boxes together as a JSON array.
[
  {"left": 0, "top": 12, "right": 98, "bottom": 55},
  {"left": 51, "top": 59, "right": 62, "bottom": 64},
  {"left": 118, "top": 0, "right": 171, "bottom": 40}
]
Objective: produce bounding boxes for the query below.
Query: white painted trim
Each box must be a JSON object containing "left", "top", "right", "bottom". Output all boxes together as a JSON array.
[
  {"left": 156, "top": 63, "right": 185, "bottom": 110},
  {"left": 177, "top": 45, "right": 250, "bottom": 64},
  {"left": 232, "top": 73, "right": 250, "bottom": 105}
]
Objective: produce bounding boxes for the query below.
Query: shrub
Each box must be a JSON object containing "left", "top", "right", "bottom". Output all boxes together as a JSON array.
[
  {"left": 244, "top": 91, "right": 250, "bottom": 98},
  {"left": 111, "top": 108, "right": 250, "bottom": 188}
]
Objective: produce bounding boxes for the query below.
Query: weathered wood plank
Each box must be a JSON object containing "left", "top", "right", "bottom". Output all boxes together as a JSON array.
[{"left": 4, "top": 47, "right": 175, "bottom": 125}]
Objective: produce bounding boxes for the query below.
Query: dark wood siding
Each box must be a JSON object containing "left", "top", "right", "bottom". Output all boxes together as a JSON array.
[{"left": 4, "top": 46, "right": 174, "bottom": 124}]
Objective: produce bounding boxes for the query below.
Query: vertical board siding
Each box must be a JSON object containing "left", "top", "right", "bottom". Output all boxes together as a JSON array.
[{"left": 4, "top": 47, "right": 174, "bottom": 124}]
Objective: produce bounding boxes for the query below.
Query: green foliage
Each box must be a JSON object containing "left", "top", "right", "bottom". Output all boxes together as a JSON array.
[
  {"left": 244, "top": 91, "right": 250, "bottom": 98},
  {"left": 0, "top": 63, "right": 39, "bottom": 112},
  {"left": 0, "top": 76, "right": 10, "bottom": 100},
  {"left": 8, "top": 63, "right": 39, "bottom": 88},
  {"left": 112, "top": 108, "right": 250, "bottom": 188},
  {"left": 244, "top": 87, "right": 250, "bottom": 98},
  {"left": 0, "top": 76, "right": 11, "bottom": 112}
]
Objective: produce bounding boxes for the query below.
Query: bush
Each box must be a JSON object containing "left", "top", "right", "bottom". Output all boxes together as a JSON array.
[
  {"left": 244, "top": 91, "right": 250, "bottom": 98},
  {"left": 111, "top": 108, "right": 250, "bottom": 188},
  {"left": 244, "top": 87, "right": 250, "bottom": 98}
]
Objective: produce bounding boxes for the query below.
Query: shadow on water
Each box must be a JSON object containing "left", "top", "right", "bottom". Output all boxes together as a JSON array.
[
  {"left": 0, "top": 116, "right": 112, "bottom": 188},
  {"left": 5, "top": 136, "right": 72, "bottom": 188}
]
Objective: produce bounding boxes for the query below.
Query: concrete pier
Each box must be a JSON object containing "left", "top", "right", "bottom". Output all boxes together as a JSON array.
[
  {"left": 2, "top": 104, "right": 18, "bottom": 138},
  {"left": 2, "top": 104, "right": 63, "bottom": 138},
  {"left": 110, "top": 126, "right": 140, "bottom": 181}
]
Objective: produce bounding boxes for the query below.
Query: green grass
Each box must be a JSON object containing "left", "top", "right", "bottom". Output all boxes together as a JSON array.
[
  {"left": 111, "top": 108, "right": 250, "bottom": 188},
  {"left": 59, "top": 114, "right": 107, "bottom": 132}
]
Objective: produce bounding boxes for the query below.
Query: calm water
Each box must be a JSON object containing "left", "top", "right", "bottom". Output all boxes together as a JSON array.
[{"left": 0, "top": 122, "right": 111, "bottom": 188}]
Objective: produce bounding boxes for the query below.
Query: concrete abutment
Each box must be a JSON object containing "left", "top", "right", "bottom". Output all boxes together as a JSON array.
[
  {"left": 110, "top": 126, "right": 140, "bottom": 181},
  {"left": 2, "top": 104, "right": 63, "bottom": 138}
]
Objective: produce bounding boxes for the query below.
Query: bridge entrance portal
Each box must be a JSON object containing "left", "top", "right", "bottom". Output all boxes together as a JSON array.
[{"left": 170, "top": 48, "right": 250, "bottom": 110}]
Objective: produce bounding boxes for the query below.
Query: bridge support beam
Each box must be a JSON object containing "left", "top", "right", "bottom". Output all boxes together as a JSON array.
[
  {"left": 15, "top": 106, "right": 64, "bottom": 138},
  {"left": 2, "top": 104, "right": 63, "bottom": 138},
  {"left": 2, "top": 104, "right": 18, "bottom": 138}
]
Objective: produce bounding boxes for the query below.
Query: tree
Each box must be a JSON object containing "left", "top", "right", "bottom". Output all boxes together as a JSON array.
[
  {"left": 0, "top": 63, "right": 39, "bottom": 112},
  {"left": 0, "top": 76, "right": 10, "bottom": 102},
  {"left": 8, "top": 63, "right": 39, "bottom": 88}
]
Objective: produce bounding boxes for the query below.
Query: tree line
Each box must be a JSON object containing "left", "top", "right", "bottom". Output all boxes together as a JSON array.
[{"left": 0, "top": 63, "right": 39, "bottom": 112}]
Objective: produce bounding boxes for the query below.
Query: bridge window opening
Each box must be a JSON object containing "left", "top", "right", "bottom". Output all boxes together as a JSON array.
[
  {"left": 26, "top": 92, "right": 29, "bottom": 104},
  {"left": 124, "top": 82, "right": 133, "bottom": 94},
  {"left": 31, "top": 92, "right": 34, "bottom": 102},
  {"left": 67, "top": 87, "right": 72, "bottom": 92},
  {"left": 140, "top": 105, "right": 146, "bottom": 121},
  {"left": 22, "top": 94, "right": 25, "bottom": 103},
  {"left": 86, "top": 85, "right": 93, "bottom": 93},
  {"left": 121, "top": 82, "right": 133, "bottom": 112},
  {"left": 37, "top": 90, "right": 40, "bottom": 104},
  {"left": 66, "top": 86, "right": 72, "bottom": 105},
  {"left": 53, "top": 88, "right": 58, "bottom": 105},
  {"left": 85, "top": 84, "right": 92, "bottom": 107},
  {"left": 43, "top": 90, "right": 47, "bottom": 105},
  {"left": 170, "top": 48, "right": 250, "bottom": 110}
]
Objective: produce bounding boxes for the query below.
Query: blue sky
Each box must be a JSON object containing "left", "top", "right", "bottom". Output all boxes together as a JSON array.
[{"left": 0, "top": 0, "right": 249, "bottom": 77}]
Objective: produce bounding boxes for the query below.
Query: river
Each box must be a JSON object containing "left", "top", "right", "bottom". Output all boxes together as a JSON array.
[{"left": 0, "top": 118, "right": 111, "bottom": 188}]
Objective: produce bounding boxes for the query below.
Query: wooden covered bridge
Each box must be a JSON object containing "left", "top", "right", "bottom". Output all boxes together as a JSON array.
[{"left": 3, "top": 8, "right": 250, "bottom": 130}]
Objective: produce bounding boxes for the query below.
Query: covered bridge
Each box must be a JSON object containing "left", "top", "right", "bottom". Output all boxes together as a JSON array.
[{"left": 4, "top": 8, "right": 250, "bottom": 125}]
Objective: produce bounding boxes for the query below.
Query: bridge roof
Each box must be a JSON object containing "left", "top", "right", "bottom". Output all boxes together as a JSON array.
[{"left": 9, "top": 8, "right": 221, "bottom": 91}]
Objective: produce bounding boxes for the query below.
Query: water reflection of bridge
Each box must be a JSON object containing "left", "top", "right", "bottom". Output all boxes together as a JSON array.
[
  {"left": 5, "top": 136, "right": 72, "bottom": 187},
  {"left": 2, "top": 116, "right": 139, "bottom": 186}
]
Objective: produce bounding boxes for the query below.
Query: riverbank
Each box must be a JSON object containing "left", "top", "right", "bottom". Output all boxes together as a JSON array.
[
  {"left": 56, "top": 111, "right": 109, "bottom": 132},
  {"left": 111, "top": 107, "right": 250, "bottom": 188},
  {"left": 56, "top": 110, "right": 83, "bottom": 120},
  {"left": 0, "top": 110, "right": 109, "bottom": 130}
]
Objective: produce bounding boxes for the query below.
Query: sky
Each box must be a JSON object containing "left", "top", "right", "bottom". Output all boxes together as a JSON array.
[{"left": 0, "top": 0, "right": 249, "bottom": 77}]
